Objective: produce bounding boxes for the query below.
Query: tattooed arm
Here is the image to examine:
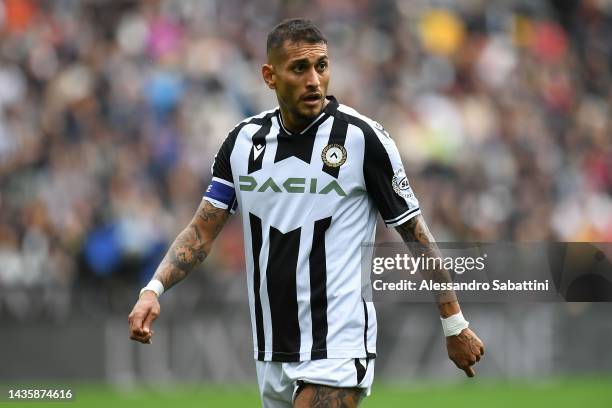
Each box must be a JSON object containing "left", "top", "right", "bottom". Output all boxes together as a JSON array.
[
  {"left": 395, "top": 214, "right": 485, "bottom": 377},
  {"left": 395, "top": 214, "right": 460, "bottom": 317},
  {"left": 151, "top": 199, "right": 228, "bottom": 290},
  {"left": 128, "top": 199, "right": 229, "bottom": 344}
]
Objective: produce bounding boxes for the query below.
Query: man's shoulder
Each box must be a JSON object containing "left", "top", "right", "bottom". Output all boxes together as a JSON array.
[
  {"left": 222, "top": 108, "right": 278, "bottom": 144},
  {"left": 334, "top": 103, "right": 392, "bottom": 141},
  {"left": 234, "top": 108, "right": 278, "bottom": 129}
]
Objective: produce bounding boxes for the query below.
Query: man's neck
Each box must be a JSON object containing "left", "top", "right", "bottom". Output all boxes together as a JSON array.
[{"left": 279, "top": 99, "right": 329, "bottom": 134}]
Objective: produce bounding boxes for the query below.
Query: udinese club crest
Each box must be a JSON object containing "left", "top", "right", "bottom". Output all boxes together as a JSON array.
[{"left": 321, "top": 144, "right": 347, "bottom": 168}]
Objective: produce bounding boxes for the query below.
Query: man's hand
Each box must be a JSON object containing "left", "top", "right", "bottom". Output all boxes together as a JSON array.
[
  {"left": 128, "top": 291, "right": 160, "bottom": 344},
  {"left": 446, "top": 328, "right": 484, "bottom": 377},
  {"left": 126, "top": 200, "right": 228, "bottom": 345}
]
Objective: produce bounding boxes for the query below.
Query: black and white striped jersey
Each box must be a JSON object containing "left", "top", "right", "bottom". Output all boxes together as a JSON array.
[{"left": 204, "top": 96, "right": 420, "bottom": 362}]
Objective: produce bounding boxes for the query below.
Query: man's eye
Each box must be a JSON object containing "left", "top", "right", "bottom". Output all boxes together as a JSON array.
[
  {"left": 293, "top": 66, "right": 305, "bottom": 73},
  {"left": 317, "top": 62, "right": 328, "bottom": 70}
]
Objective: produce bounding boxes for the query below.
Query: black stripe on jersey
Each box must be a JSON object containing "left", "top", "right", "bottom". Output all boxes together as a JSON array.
[
  {"left": 335, "top": 109, "right": 411, "bottom": 226},
  {"left": 362, "top": 298, "right": 376, "bottom": 359},
  {"left": 267, "top": 225, "right": 301, "bottom": 362},
  {"left": 362, "top": 299, "right": 369, "bottom": 357},
  {"left": 309, "top": 216, "right": 332, "bottom": 360},
  {"left": 247, "top": 113, "right": 274, "bottom": 174},
  {"left": 211, "top": 122, "right": 246, "bottom": 183},
  {"left": 214, "top": 112, "right": 275, "bottom": 181},
  {"left": 249, "top": 115, "right": 274, "bottom": 126},
  {"left": 249, "top": 213, "right": 266, "bottom": 361},
  {"left": 322, "top": 117, "right": 349, "bottom": 178},
  {"left": 274, "top": 112, "right": 329, "bottom": 164},
  {"left": 355, "top": 358, "right": 366, "bottom": 385}
]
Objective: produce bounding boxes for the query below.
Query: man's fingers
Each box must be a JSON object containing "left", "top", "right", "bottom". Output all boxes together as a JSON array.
[
  {"left": 142, "top": 309, "right": 159, "bottom": 334},
  {"left": 463, "top": 366, "right": 475, "bottom": 377},
  {"left": 129, "top": 312, "right": 154, "bottom": 340},
  {"left": 130, "top": 329, "right": 154, "bottom": 343},
  {"left": 471, "top": 333, "right": 485, "bottom": 355},
  {"left": 128, "top": 311, "right": 146, "bottom": 335},
  {"left": 130, "top": 334, "right": 151, "bottom": 344},
  {"left": 447, "top": 328, "right": 484, "bottom": 377},
  {"left": 128, "top": 298, "right": 160, "bottom": 344}
]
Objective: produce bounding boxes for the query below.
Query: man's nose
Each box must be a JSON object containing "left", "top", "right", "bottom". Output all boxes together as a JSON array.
[{"left": 305, "top": 66, "right": 320, "bottom": 88}]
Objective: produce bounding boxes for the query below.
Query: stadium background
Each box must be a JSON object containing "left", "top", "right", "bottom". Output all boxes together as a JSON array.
[{"left": 0, "top": 0, "right": 610, "bottom": 406}]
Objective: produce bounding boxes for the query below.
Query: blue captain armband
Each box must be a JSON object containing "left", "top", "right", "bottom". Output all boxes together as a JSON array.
[{"left": 203, "top": 177, "right": 236, "bottom": 212}]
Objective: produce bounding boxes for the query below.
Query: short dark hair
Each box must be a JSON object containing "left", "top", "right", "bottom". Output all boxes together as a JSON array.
[{"left": 266, "top": 18, "right": 327, "bottom": 56}]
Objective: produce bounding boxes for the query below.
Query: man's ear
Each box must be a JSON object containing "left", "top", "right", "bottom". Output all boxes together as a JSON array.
[{"left": 262, "top": 64, "right": 275, "bottom": 89}]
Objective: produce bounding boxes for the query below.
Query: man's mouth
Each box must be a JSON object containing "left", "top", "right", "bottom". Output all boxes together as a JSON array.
[{"left": 301, "top": 93, "right": 322, "bottom": 105}]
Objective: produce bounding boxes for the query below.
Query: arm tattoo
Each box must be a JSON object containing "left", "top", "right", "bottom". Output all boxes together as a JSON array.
[
  {"left": 308, "top": 385, "right": 362, "bottom": 408},
  {"left": 198, "top": 204, "right": 225, "bottom": 238},
  {"left": 395, "top": 215, "right": 459, "bottom": 314},
  {"left": 169, "top": 225, "right": 207, "bottom": 269},
  {"left": 394, "top": 214, "right": 435, "bottom": 245},
  {"left": 152, "top": 201, "right": 228, "bottom": 290},
  {"left": 198, "top": 204, "right": 219, "bottom": 223}
]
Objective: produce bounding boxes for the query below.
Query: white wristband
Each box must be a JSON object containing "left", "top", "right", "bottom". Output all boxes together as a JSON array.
[
  {"left": 139, "top": 279, "right": 165, "bottom": 298},
  {"left": 441, "top": 311, "right": 469, "bottom": 337}
]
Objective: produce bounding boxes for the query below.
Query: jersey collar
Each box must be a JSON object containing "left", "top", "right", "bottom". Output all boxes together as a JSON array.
[{"left": 277, "top": 95, "right": 339, "bottom": 135}]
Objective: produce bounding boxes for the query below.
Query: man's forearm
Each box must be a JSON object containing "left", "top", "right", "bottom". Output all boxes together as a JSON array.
[
  {"left": 395, "top": 215, "right": 460, "bottom": 317},
  {"left": 152, "top": 224, "right": 206, "bottom": 290},
  {"left": 152, "top": 201, "right": 227, "bottom": 291}
]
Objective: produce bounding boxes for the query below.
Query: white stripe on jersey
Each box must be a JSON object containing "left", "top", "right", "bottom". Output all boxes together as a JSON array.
[
  {"left": 205, "top": 197, "right": 229, "bottom": 210},
  {"left": 212, "top": 176, "right": 234, "bottom": 187}
]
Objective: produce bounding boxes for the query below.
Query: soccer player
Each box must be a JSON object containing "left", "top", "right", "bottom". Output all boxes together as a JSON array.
[{"left": 128, "top": 18, "right": 484, "bottom": 407}]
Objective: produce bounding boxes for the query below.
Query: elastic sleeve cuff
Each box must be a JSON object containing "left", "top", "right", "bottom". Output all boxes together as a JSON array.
[
  {"left": 203, "top": 197, "right": 229, "bottom": 210},
  {"left": 384, "top": 208, "right": 421, "bottom": 227}
]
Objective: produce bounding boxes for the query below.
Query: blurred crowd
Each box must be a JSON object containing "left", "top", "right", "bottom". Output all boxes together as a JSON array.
[{"left": 0, "top": 0, "right": 611, "bottom": 292}]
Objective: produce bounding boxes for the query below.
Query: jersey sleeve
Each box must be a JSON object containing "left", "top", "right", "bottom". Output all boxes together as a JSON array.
[
  {"left": 203, "top": 130, "right": 239, "bottom": 214},
  {"left": 363, "top": 123, "right": 420, "bottom": 227}
]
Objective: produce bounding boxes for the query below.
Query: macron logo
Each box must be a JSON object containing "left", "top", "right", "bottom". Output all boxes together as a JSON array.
[{"left": 253, "top": 144, "right": 265, "bottom": 160}]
